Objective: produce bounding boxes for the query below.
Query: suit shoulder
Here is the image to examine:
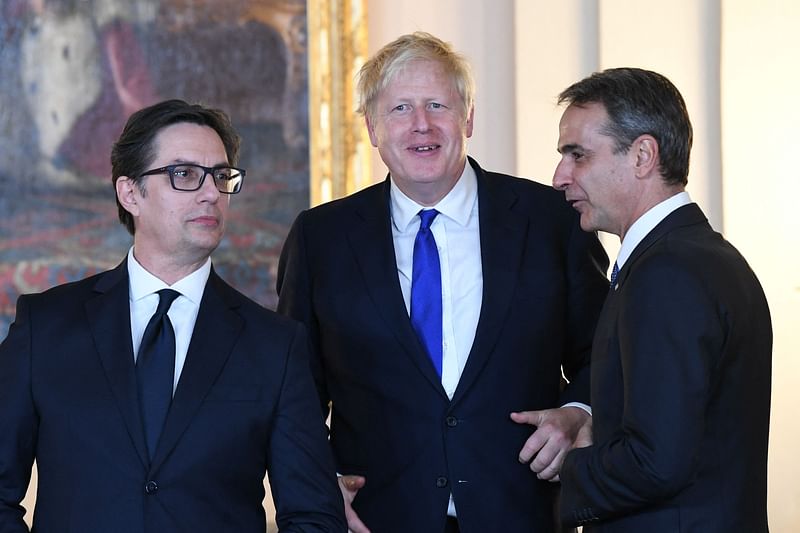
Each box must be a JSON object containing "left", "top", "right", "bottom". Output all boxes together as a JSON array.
[
  {"left": 19, "top": 268, "right": 116, "bottom": 307},
  {"left": 498, "top": 172, "right": 567, "bottom": 201},
  {"left": 212, "top": 275, "right": 303, "bottom": 332},
  {"left": 481, "top": 169, "right": 578, "bottom": 222},
  {"left": 297, "top": 181, "right": 384, "bottom": 223}
]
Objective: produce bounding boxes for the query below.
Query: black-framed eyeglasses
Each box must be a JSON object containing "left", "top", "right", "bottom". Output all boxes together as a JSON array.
[{"left": 139, "top": 164, "right": 245, "bottom": 194}]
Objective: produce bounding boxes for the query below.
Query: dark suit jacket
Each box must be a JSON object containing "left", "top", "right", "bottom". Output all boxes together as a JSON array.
[
  {"left": 559, "top": 203, "right": 772, "bottom": 532},
  {"left": 276, "top": 158, "right": 610, "bottom": 533},
  {"left": 0, "top": 261, "right": 346, "bottom": 533}
]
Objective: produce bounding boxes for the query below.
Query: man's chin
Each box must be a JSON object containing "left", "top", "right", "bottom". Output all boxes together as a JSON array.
[{"left": 578, "top": 214, "right": 597, "bottom": 233}]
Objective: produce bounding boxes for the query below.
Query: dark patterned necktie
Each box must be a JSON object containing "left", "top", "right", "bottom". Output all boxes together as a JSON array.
[
  {"left": 410, "top": 209, "right": 443, "bottom": 377},
  {"left": 136, "top": 288, "right": 180, "bottom": 459},
  {"left": 610, "top": 262, "right": 620, "bottom": 286}
]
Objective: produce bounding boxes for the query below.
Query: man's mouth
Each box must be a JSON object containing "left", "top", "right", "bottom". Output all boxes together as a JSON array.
[
  {"left": 409, "top": 144, "right": 440, "bottom": 153},
  {"left": 191, "top": 215, "right": 219, "bottom": 226},
  {"left": 567, "top": 199, "right": 585, "bottom": 209}
]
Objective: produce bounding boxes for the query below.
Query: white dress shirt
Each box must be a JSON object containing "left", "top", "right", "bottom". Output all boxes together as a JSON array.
[
  {"left": 127, "top": 247, "right": 210, "bottom": 393},
  {"left": 390, "top": 164, "right": 482, "bottom": 518},
  {"left": 390, "top": 163, "right": 482, "bottom": 400},
  {"left": 615, "top": 191, "right": 692, "bottom": 270}
]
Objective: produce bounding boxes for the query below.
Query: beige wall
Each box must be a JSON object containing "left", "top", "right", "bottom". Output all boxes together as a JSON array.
[{"left": 722, "top": 1, "right": 800, "bottom": 529}]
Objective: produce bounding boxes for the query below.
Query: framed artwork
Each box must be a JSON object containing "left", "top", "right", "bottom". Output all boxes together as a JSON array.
[{"left": 0, "top": 0, "right": 368, "bottom": 338}]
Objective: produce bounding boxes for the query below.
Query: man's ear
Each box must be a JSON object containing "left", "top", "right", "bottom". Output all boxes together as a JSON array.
[
  {"left": 465, "top": 105, "right": 475, "bottom": 138},
  {"left": 365, "top": 115, "right": 379, "bottom": 147},
  {"left": 116, "top": 176, "right": 140, "bottom": 217},
  {"left": 633, "top": 134, "right": 659, "bottom": 178}
]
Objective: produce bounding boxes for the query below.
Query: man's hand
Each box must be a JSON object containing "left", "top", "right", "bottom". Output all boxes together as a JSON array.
[
  {"left": 338, "top": 475, "right": 371, "bottom": 533},
  {"left": 510, "top": 406, "right": 593, "bottom": 481}
]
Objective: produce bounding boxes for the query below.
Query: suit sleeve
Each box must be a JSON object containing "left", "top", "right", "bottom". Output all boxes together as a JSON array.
[
  {"left": 276, "top": 210, "right": 331, "bottom": 419},
  {"left": 0, "top": 296, "right": 38, "bottom": 532},
  {"left": 560, "top": 257, "right": 724, "bottom": 524},
  {"left": 560, "top": 215, "right": 610, "bottom": 406},
  {"left": 266, "top": 322, "right": 346, "bottom": 532}
]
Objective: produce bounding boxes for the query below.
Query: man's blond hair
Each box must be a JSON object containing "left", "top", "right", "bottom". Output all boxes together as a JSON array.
[{"left": 356, "top": 31, "right": 475, "bottom": 119}]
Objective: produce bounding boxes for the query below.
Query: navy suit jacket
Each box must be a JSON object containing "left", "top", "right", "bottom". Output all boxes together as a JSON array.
[
  {"left": 559, "top": 204, "right": 772, "bottom": 532},
  {"left": 276, "top": 158, "right": 610, "bottom": 533},
  {"left": 0, "top": 261, "right": 346, "bottom": 532}
]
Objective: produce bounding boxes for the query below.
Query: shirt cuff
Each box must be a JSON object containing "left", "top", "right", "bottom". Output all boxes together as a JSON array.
[{"left": 561, "top": 402, "right": 592, "bottom": 416}]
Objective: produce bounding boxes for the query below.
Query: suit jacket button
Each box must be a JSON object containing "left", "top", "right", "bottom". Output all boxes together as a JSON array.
[
  {"left": 446, "top": 416, "right": 458, "bottom": 427},
  {"left": 436, "top": 476, "right": 448, "bottom": 488},
  {"left": 144, "top": 480, "right": 159, "bottom": 495}
]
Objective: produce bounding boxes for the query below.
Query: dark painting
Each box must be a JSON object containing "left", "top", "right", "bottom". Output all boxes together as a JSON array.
[{"left": 0, "top": 0, "right": 309, "bottom": 336}]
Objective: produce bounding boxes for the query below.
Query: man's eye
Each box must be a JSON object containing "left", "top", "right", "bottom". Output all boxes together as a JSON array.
[
  {"left": 393, "top": 104, "right": 409, "bottom": 112},
  {"left": 429, "top": 102, "right": 444, "bottom": 109}
]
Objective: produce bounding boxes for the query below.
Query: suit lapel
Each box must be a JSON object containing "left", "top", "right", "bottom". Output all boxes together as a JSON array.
[
  {"left": 616, "top": 203, "right": 708, "bottom": 288},
  {"left": 347, "top": 179, "right": 447, "bottom": 396},
  {"left": 150, "top": 270, "right": 243, "bottom": 472},
  {"left": 453, "top": 160, "right": 528, "bottom": 402},
  {"left": 86, "top": 260, "right": 149, "bottom": 467}
]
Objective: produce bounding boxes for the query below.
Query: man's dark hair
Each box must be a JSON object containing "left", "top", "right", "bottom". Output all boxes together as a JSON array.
[
  {"left": 111, "top": 99, "right": 241, "bottom": 235},
  {"left": 558, "top": 67, "right": 693, "bottom": 186}
]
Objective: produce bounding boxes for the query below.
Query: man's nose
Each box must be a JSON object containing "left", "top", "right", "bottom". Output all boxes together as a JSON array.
[
  {"left": 412, "top": 108, "right": 431, "bottom": 132},
  {"left": 198, "top": 171, "right": 221, "bottom": 201},
  {"left": 552, "top": 159, "right": 571, "bottom": 191}
]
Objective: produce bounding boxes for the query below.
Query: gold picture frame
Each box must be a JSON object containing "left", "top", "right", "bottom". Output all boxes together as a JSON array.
[{"left": 307, "top": 0, "right": 371, "bottom": 206}]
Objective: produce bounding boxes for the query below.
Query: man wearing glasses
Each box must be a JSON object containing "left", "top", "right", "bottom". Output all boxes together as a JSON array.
[{"left": 0, "top": 99, "right": 346, "bottom": 532}]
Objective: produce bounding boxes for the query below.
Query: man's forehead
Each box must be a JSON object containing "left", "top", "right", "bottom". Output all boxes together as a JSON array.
[{"left": 560, "top": 104, "right": 609, "bottom": 138}]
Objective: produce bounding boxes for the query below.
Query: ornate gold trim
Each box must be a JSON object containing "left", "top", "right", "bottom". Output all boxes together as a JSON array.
[{"left": 307, "top": 0, "right": 370, "bottom": 206}]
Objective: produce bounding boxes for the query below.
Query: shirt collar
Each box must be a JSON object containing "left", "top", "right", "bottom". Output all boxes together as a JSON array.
[
  {"left": 389, "top": 160, "right": 478, "bottom": 232},
  {"left": 127, "top": 247, "right": 211, "bottom": 306},
  {"left": 616, "top": 191, "right": 692, "bottom": 269}
]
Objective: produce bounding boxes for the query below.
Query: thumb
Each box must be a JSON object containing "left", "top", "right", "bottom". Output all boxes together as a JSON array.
[
  {"left": 341, "top": 475, "right": 366, "bottom": 490},
  {"left": 510, "top": 410, "right": 545, "bottom": 427}
]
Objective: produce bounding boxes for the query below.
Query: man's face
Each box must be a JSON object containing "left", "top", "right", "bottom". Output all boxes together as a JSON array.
[
  {"left": 127, "top": 122, "right": 230, "bottom": 269},
  {"left": 553, "top": 102, "right": 634, "bottom": 237},
  {"left": 366, "top": 59, "right": 473, "bottom": 205}
]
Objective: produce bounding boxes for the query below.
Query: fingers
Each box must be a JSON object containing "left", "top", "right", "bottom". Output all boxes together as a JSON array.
[
  {"left": 512, "top": 407, "right": 591, "bottom": 480},
  {"left": 519, "top": 426, "right": 566, "bottom": 479},
  {"left": 338, "top": 475, "right": 371, "bottom": 533},
  {"left": 532, "top": 447, "right": 566, "bottom": 481},
  {"left": 516, "top": 426, "right": 547, "bottom": 464},
  {"left": 345, "top": 509, "right": 371, "bottom": 533}
]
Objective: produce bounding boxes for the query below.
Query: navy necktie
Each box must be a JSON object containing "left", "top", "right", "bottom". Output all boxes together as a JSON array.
[
  {"left": 610, "top": 262, "right": 620, "bottom": 286},
  {"left": 410, "top": 209, "right": 443, "bottom": 377},
  {"left": 136, "top": 288, "right": 180, "bottom": 459}
]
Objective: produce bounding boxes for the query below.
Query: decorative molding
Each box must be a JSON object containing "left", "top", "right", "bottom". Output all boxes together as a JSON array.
[{"left": 307, "top": 0, "right": 370, "bottom": 206}]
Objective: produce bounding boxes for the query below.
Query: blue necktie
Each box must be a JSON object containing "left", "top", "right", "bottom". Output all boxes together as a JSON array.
[
  {"left": 410, "top": 209, "right": 443, "bottom": 377},
  {"left": 136, "top": 288, "right": 180, "bottom": 459},
  {"left": 610, "top": 262, "right": 620, "bottom": 286}
]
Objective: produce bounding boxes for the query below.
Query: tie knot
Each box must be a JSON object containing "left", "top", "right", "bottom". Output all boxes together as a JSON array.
[
  {"left": 154, "top": 289, "right": 180, "bottom": 317},
  {"left": 418, "top": 209, "right": 439, "bottom": 230}
]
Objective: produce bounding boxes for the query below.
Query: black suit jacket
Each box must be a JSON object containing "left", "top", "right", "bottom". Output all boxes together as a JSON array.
[
  {"left": 0, "top": 261, "right": 346, "bottom": 532},
  {"left": 559, "top": 203, "right": 772, "bottom": 532},
  {"left": 276, "top": 158, "right": 609, "bottom": 532}
]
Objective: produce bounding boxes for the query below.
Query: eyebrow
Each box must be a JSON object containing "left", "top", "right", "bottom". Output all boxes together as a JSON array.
[
  {"left": 557, "top": 143, "right": 583, "bottom": 154},
  {"left": 169, "top": 158, "right": 230, "bottom": 167}
]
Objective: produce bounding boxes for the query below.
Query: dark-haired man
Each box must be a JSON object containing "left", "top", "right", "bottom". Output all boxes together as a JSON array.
[
  {"left": 542, "top": 68, "right": 772, "bottom": 531},
  {"left": 0, "top": 99, "right": 345, "bottom": 532}
]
